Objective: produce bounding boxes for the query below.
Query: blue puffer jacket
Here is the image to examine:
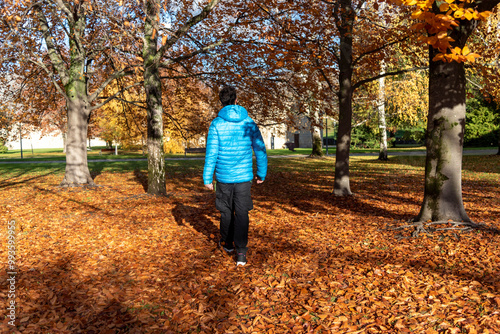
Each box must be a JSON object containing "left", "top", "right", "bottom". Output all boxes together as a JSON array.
[{"left": 203, "top": 105, "right": 267, "bottom": 184}]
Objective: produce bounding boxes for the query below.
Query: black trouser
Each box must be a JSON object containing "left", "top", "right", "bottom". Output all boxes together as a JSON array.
[{"left": 215, "top": 181, "right": 253, "bottom": 254}]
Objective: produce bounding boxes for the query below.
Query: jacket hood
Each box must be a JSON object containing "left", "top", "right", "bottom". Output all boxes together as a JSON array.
[{"left": 218, "top": 105, "right": 248, "bottom": 122}]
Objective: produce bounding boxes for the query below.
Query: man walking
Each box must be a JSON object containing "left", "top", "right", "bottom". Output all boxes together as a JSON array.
[{"left": 203, "top": 86, "right": 268, "bottom": 266}]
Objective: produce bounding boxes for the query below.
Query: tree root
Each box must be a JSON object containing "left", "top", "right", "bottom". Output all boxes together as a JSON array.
[
  {"left": 58, "top": 181, "right": 103, "bottom": 189},
  {"left": 383, "top": 220, "right": 498, "bottom": 239}
]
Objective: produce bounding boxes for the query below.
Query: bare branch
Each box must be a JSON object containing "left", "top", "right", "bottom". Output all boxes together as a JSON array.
[
  {"left": 353, "top": 66, "right": 428, "bottom": 91},
  {"left": 155, "top": 0, "right": 222, "bottom": 63}
]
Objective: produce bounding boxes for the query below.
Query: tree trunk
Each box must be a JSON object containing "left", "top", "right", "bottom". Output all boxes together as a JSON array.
[
  {"left": 333, "top": 0, "right": 354, "bottom": 196},
  {"left": 497, "top": 126, "right": 500, "bottom": 155},
  {"left": 311, "top": 128, "right": 323, "bottom": 156},
  {"left": 60, "top": 97, "right": 94, "bottom": 187},
  {"left": 416, "top": 46, "right": 470, "bottom": 222},
  {"left": 143, "top": 0, "right": 166, "bottom": 196},
  {"left": 310, "top": 108, "right": 324, "bottom": 156},
  {"left": 378, "top": 63, "right": 388, "bottom": 161},
  {"left": 59, "top": 24, "right": 94, "bottom": 187}
]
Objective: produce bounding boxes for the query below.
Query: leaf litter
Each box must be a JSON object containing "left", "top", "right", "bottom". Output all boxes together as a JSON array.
[{"left": 0, "top": 156, "right": 499, "bottom": 333}]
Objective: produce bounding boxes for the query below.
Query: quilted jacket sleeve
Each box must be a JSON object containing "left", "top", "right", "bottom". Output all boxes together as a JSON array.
[
  {"left": 203, "top": 122, "right": 219, "bottom": 185},
  {"left": 251, "top": 122, "right": 268, "bottom": 181}
]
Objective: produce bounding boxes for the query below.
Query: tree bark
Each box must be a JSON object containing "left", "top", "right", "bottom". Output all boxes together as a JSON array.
[
  {"left": 311, "top": 128, "right": 324, "bottom": 156},
  {"left": 333, "top": 0, "right": 354, "bottom": 196},
  {"left": 378, "top": 63, "right": 388, "bottom": 161},
  {"left": 60, "top": 98, "right": 94, "bottom": 186},
  {"left": 143, "top": 0, "right": 166, "bottom": 196},
  {"left": 62, "top": 131, "right": 67, "bottom": 153},
  {"left": 416, "top": 46, "right": 470, "bottom": 222}
]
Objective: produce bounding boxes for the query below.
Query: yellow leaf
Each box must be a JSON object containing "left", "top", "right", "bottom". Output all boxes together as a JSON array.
[
  {"left": 432, "top": 53, "right": 445, "bottom": 62},
  {"left": 439, "top": 3, "right": 449, "bottom": 12},
  {"left": 479, "top": 11, "right": 492, "bottom": 20},
  {"left": 444, "top": 0, "right": 454, "bottom": 3},
  {"left": 462, "top": 45, "right": 470, "bottom": 56},
  {"left": 464, "top": 10, "right": 474, "bottom": 20},
  {"left": 411, "top": 9, "right": 423, "bottom": 19},
  {"left": 466, "top": 54, "right": 479, "bottom": 62},
  {"left": 453, "top": 9, "right": 464, "bottom": 18},
  {"left": 406, "top": 0, "right": 418, "bottom": 5}
]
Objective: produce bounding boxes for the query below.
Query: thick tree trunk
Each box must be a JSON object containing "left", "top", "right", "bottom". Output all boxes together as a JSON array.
[
  {"left": 143, "top": 0, "right": 166, "bottom": 196},
  {"left": 60, "top": 97, "right": 94, "bottom": 187},
  {"left": 333, "top": 0, "right": 354, "bottom": 196},
  {"left": 378, "top": 64, "right": 388, "bottom": 161},
  {"left": 417, "top": 47, "right": 470, "bottom": 222}
]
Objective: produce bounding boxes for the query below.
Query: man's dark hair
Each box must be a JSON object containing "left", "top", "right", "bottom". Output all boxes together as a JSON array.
[{"left": 219, "top": 86, "right": 237, "bottom": 106}]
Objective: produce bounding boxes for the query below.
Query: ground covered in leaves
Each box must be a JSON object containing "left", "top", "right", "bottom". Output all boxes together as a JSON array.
[{"left": 1, "top": 155, "right": 499, "bottom": 333}]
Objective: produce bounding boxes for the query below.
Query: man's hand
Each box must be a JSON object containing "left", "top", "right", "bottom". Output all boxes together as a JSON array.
[
  {"left": 256, "top": 176, "right": 264, "bottom": 184},
  {"left": 205, "top": 183, "right": 214, "bottom": 191}
]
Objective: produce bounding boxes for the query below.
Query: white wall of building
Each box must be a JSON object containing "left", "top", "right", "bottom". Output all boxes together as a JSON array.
[
  {"left": 7, "top": 130, "right": 106, "bottom": 150},
  {"left": 260, "top": 124, "right": 288, "bottom": 150}
]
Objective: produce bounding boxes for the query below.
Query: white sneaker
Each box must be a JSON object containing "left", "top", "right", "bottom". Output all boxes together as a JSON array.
[{"left": 236, "top": 253, "right": 247, "bottom": 266}]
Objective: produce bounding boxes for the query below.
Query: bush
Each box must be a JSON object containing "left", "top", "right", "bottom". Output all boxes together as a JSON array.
[
  {"left": 351, "top": 125, "right": 378, "bottom": 149},
  {"left": 0, "top": 139, "right": 8, "bottom": 154},
  {"left": 392, "top": 128, "right": 425, "bottom": 146},
  {"left": 465, "top": 98, "right": 499, "bottom": 147},
  {"left": 163, "top": 139, "right": 184, "bottom": 154}
]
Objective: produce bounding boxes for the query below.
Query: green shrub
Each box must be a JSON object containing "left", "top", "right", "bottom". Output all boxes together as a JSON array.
[
  {"left": 0, "top": 139, "right": 8, "bottom": 153},
  {"left": 465, "top": 98, "right": 499, "bottom": 147},
  {"left": 351, "top": 124, "right": 378, "bottom": 149}
]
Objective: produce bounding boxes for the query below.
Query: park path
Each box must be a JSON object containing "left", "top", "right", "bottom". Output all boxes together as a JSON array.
[{"left": 0, "top": 149, "right": 497, "bottom": 164}]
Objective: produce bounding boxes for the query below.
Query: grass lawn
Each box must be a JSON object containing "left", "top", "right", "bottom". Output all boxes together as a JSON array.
[
  {"left": 2, "top": 145, "right": 498, "bottom": 162},
  {"left": 0, "top": 154, "right": 499, "bottom": 333}
]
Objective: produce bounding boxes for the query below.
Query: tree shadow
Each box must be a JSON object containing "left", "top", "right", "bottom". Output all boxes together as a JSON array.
[
  {"left": 89, "top": 164, "right": 104, "bottom": 180},
  {"left": 133, "top": 169, "right": 148, "bottom": 193},
  {"left": 0, "top": 168, "right": 63, "bottom": 189}
]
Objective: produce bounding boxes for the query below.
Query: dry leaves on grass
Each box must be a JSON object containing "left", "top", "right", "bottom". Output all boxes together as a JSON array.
[{"left": 0, "top": 156, "right": 499, "bottom": 333}]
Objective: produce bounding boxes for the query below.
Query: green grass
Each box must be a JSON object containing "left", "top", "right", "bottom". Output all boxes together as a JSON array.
[
  {"left": 0, "top": 145, "right": 496, "bottom": 162},
  {"left": 1, "top": 155, "right": 497, "bottom": 185}
]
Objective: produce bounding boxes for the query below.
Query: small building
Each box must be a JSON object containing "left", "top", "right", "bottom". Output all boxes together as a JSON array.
[{"left": 6, "top": 129, "right": 106, "bottom": 150}]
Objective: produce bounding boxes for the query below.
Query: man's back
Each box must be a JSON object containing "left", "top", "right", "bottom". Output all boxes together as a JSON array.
[{"left": 203, "top": 104, "right": 267, "bottom": 185}]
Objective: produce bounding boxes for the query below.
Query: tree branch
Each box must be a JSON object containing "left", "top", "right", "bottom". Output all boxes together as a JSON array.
[
  {"left": 88, "top": 68, "right": 136, "bottom": 103},
  {"left": 27, "top": 59, "right": 68, "bottom": 101},
  {"left": 34, "top": 4, "right": 70, "bottom": 86},
  {"left": 353, "top": 66, "right": 428, "bottom": 91},
  {"left": 352, "top": 34, "right": 414, "bottom": 66},
  {"left": 154, "top": 0, "right": 221, "bottom": 63}
]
